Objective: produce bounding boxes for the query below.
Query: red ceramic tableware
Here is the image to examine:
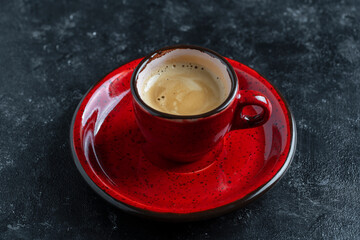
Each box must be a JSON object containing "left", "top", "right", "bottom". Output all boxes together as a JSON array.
[{"left": 70, "top": 56, "right": 296, "bottom": 221}]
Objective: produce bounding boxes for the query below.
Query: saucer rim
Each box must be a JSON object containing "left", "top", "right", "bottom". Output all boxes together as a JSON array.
[{"left": 69, "top": 58, "right": 297, "bottom": 222}]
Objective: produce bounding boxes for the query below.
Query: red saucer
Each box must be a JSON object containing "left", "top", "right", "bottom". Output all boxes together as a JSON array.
[{"left": 70, "top": 57, "right": 296, "bottom": 221}]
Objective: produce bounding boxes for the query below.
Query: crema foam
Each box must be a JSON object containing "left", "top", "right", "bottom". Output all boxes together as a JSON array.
[{"left": 139, "top": 62, "right": 227, "bottom": 115}]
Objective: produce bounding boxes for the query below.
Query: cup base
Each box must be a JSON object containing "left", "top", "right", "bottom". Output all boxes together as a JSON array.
[{"left": 142, "top": 141, "right": 224, "bottom": 174}]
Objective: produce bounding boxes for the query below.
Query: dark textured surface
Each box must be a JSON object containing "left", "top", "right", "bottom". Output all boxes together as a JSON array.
[{"left": 0, "top": 0, "right": 359, "bottom": 239}]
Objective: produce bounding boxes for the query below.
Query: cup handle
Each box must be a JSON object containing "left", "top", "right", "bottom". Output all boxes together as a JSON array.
[{"left": 231, "top": 90, "right": 272, "bottom": 130}]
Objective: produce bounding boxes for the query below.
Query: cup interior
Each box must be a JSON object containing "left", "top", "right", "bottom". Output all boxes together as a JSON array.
[{"left": 132, "top": 46, "right": 237, "bottom": 119}]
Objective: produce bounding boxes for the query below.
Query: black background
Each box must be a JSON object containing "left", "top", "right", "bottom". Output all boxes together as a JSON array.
[{"left": 1, "top": 0, "right": 359, "bottom": 239}]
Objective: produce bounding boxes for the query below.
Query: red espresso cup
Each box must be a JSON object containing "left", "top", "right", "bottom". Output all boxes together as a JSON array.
[{"left": 131, "top": 45, "right": 272, "bottom": 163}]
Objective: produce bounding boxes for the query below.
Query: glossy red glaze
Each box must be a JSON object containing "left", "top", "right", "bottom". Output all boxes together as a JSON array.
[{"left": 71, "top": 57, "right": 296, "bottom": 221}]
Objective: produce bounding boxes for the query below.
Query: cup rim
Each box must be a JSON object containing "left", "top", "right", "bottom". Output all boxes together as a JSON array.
[{"left": 130, "top": 44, "right": 238, "bottom": 119}]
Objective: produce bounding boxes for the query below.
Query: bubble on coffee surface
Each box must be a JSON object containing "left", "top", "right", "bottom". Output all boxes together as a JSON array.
[{"left": 141, "top": 62, "right": 227, "bottom": 115}]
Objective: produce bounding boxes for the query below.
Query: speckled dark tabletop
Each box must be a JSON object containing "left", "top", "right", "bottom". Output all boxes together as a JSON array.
[{"left": 1, "top": 0, "right": 359, "bottom": 239}]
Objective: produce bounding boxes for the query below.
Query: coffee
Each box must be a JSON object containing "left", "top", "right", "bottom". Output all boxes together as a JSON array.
[{"left": 139, "top": 62, "right": 227, "bottom": 115}]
